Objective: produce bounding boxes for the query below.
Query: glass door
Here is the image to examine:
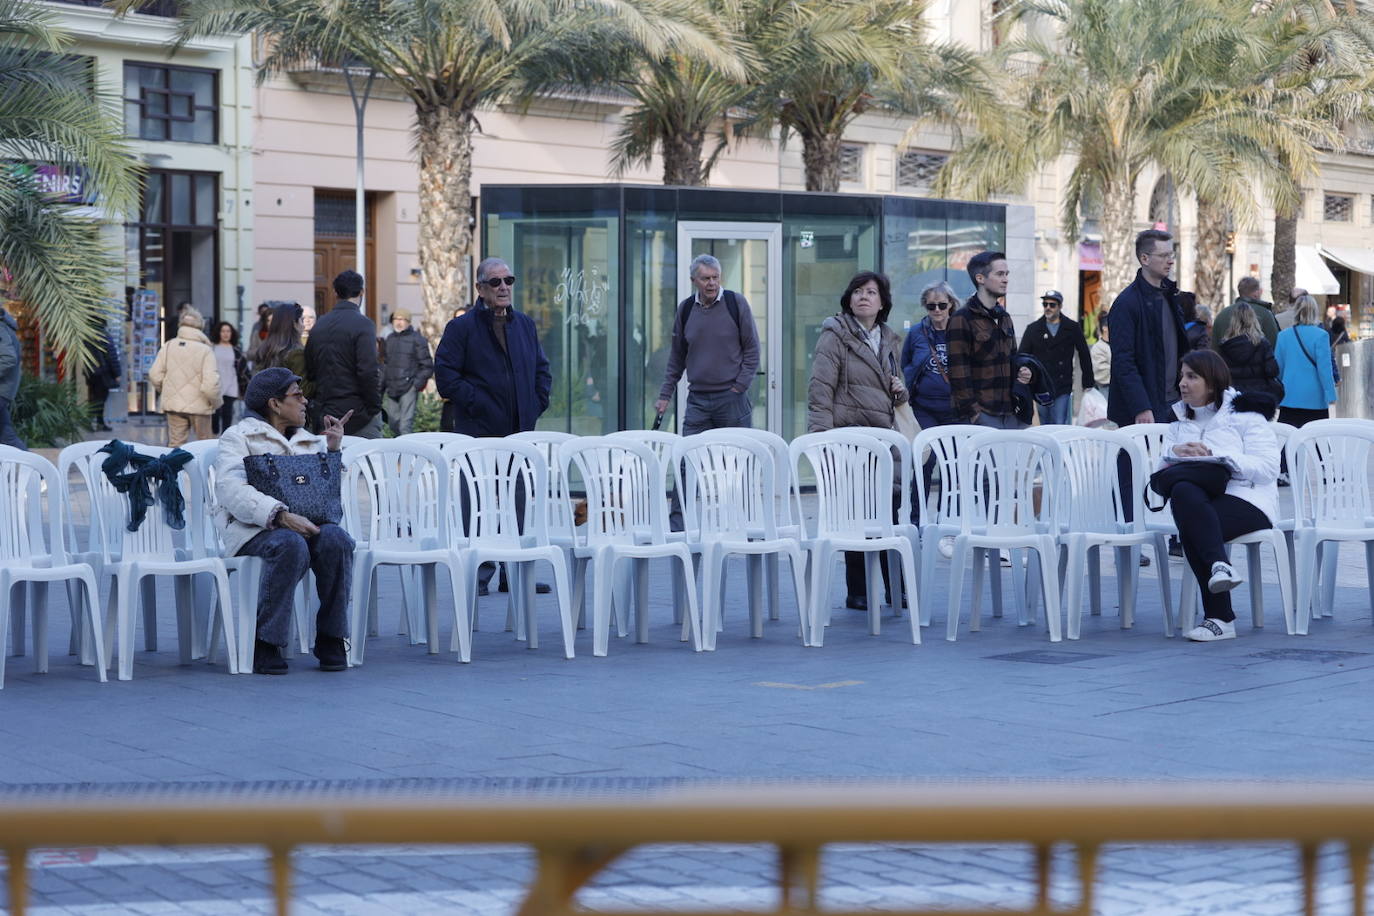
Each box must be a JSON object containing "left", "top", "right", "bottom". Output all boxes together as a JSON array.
[{"left": 676, "top": 222, "right": 783, "bottom": 433}]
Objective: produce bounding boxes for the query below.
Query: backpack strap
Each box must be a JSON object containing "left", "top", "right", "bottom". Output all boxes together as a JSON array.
[{"left": 680, "top": 291, "right": 743, "bottom": 332}]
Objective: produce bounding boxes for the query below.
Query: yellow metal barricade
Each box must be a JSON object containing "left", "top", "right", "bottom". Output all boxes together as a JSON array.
[{"left": 1, "top": 783, "right": 1370, "bottom": 915}]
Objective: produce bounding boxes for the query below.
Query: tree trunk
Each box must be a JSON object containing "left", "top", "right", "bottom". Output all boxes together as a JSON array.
[
  {"left": 1271, "top": 208, "right": 1298, "bottom": 307},
  {"left": 415, "top": 104, "right": 474, "bottom": 344},
  {"left": 1194, "top": 198, "right": 1230, "bottom": 311},
  {"left": 1099, "top": 170, "right": 1139, "bottom": 309},
  {"left": 801, "top": 130, "right": 842, "bottom": 192},
  {"left": 661, "top": 130, "right": 706, "bottom": 186}
]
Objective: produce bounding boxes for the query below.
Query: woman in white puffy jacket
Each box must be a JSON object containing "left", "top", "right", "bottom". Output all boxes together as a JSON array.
[{"left": 1160, "top": 349, "right": 1280, "bottom": 642}]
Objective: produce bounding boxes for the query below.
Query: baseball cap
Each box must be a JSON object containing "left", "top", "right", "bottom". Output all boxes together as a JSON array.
[{"left": 1040, "top": 290, "right": 1064, "bottom": 304}]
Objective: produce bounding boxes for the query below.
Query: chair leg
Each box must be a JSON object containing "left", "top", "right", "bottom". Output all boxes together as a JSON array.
[
  {"left": 347, "top": 558, "right": 374, "bottom": 666},
  {"left": 173, "top": 576, "right": 195, "bottom": 665},
  {"left": 947, "top": 537, "right": 971, "bottom": 642},
  {"left": 1293, "top": 531, "right": 1315, "bottom": 636},
  {"left": 674, "top": 549, "right": 703, "bottom": 652},
  {"left": 1153, "top": 533, "right": 1175, "bottom": 637},
  {"left": 544, "top": 552, "right": 574, "bottom": 659},
  {"left": 0, "top": 580, "right": 10, "bottom": 687},
  {"left": 969, "top": 548, "right": 985, "bottom": 632},
  {"left": 808, "top": 545, "right": 832, "bottom": 647},
  {"left": 634, "top": 558, "right": 650, "bottom": 644},
  {"left": 422, "top": 564, "right": 440, "bottom": 654},
  {"left": 591, "top": 551, "right": 615, "bottom": 657},
  {"left": 1116, "top": 546, "right": 1136, "bottom": 630},
  {"left": 1088, "top": 545, "right": 1103, "bottom": 617},
  {"left": 30, "top": 582, "right": 48, "bottom": 674},
  {"left": 786, "top": 548, "right": 810, "bottom": 646},
  {"left": 701, "top": 547, "right": 720, "bottom": 651},
  {"left": 747, "top": 554, "right": 765, "bottom": 638},
  {"left": 1269, "top": 534, "right": 1294, "bottom": 637},
  {"left": 10, "top": 583, "right": 27, "bottom": 658},
  {"left": 864, "top": 551, "right": 880, "bottom": 636},
  {"left": 1245, "top": 543, "right": 1264, "bottom": 629},
  {"left": 897, "top": 546, "right": 921, "bottom": 646},
  {"left": 766, "top": 553, "right": 781, "bottom": 622},
  {"left": 1063, "top": 541, "right": 1084, "bottom": 641},
  {"left": 446, "top": 558, "right": 472, "bottom": 663},
  {"left": 1319, "top": 543, "right": 1339, "bottom": 619},
  {"left": 117, "top": 574, "right": 140, "bottom": 681},
  {"left": 1038, "top": 538, "right": 1062, "bottom": 642},
  {"left": 140, "top": 576, "right": 157, "bottom": 652},
  {"left": 77, "top": 571, "right": 106, "bottom": 684}
]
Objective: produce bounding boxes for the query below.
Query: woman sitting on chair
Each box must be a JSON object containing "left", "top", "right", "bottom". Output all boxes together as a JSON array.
[
  {"left": 214, "top": 367, "right": 354, "bottom": 674},
  {"left": 1162, "top": 349, "right": 1279, "bottom": 642}
]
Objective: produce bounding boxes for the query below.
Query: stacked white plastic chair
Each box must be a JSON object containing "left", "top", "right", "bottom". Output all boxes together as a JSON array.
[
  {"left": 441, "top": 438, "right": 575, "bottom": 657},
  {"left": 559, "top": 437, "right": 702, "bottom": 656},
  {"left": 343, "top": 440, "right": 469, "bottom": 664},
  {"left": 789, "top": 430, "right": 921, "bottom": 646},
  {"left": 55, "top": 440, "right": 123, "bottom": 662},
  {"left": 726, "top": 428, "right": 799, "bottom": 624},
  {"left": 1047, "top": 427, "right": 1174, "bottom": 639},
  {"left": 1289, "top": 419, "right": 1374, "bottom": 634},
  {"left": 850, "top": 426, "right": 922, "bottom": 616},
  {"left": 0, "top": 448, "right": 106, "bottom": 687},
  {"left": 945, "top": 430, "right": 1063, "bottom": 643},
  {"left": 605, "top": 428, "right": 693, "bottom": 624},
  {"left": 86, "top": 444, "right": 237, "bottom": 679},
  {"left": 509, "top": 430, "right": 582, "bottom": 627},
  {"left": 673, "top": 431, "right": 809, "bottom": 649}
]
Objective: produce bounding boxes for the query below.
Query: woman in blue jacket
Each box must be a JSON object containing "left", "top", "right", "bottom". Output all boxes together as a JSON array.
[
  {"left": 1274, "top": 295, "right": 1337, "bottom": 428},
  {"left": 900, "top": 281, "right": 959, "bottom": 527}
]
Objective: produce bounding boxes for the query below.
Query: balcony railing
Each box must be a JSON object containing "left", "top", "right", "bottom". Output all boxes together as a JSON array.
[{"left": 46, "top": 0, "right": 179, "bottom": 18}]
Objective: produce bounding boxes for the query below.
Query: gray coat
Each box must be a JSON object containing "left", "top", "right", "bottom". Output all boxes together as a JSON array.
[
  {"left": 807, "top": 313, "right": 907, "bottom": 433},
  {"left": 0, "top": 308, "right": 20, "bottom": 402}
]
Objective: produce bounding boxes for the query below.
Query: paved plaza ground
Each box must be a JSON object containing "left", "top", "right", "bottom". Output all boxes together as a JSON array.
[{"left": 3, "top": 419, "right": 1374, "bottom": 913}]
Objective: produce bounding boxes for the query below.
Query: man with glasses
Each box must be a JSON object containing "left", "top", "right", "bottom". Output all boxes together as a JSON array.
[
  {"left": 1105, "top": 229, "right": 1188, "bottom": 430},
  {"left": 1018, "top": 289, "right": 1095, "bottom": 426}
]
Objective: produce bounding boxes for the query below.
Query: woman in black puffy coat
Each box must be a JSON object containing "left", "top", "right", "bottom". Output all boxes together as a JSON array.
[{"left": 1216, "top": 302, "right": 1283, "bottom": 405}]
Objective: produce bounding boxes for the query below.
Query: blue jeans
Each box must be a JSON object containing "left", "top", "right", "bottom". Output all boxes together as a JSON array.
[
  {"left": 0, "top": 396, "right": 26, "bottom": 450},
  {"left": 1036, "top": 393, "right": 1072, "bottom": 426},
  {"left": 237, "top": 523, "right": 354, "bottom": 648}
]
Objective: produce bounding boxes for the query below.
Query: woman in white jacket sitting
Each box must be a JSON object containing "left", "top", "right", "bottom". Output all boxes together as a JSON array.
[
  {"left": 1162, "top": 349, "right": 1280, "bottom": 642},
  {"left": 214, "top": 367, "right": 354, "bottom": 675}
]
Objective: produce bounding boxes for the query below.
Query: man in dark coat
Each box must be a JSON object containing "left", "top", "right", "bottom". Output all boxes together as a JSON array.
[
  {"left": 434, "top": 256, "right": 553, "bottom": 595},
  {"left": 381, "top": 308, "right": 433, "bottom": 436},
  {"left": 303, "top": 270, "right": 383, "bottom": 437},
  {"left": 1018, "top": 289, "right": 1094, "bottom": 425}
]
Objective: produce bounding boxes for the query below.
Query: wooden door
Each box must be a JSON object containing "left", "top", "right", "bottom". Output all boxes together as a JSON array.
[{"left": 313, "top": 190, "right": 378, "bottom": 321}]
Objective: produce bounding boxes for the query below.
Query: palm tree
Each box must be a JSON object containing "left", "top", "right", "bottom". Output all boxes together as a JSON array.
[
  {"left": 161, "top": 0, "right": 726, "bottom": 341},
  {"left": 742, "top": 0, "right": 998, "bottom": 192},
  {"left": 0, "top": 0, "right": 139, "bottom": 370},
  {"left": 938, "top": 0, "right": 1333, "bottom": 302}
]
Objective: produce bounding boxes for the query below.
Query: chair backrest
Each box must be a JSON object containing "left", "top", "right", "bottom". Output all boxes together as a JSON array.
[
  {"left": 0, "top": 449, "right": 63, "bottom": 564},
  {"left": 721, "top": 428, "right": 794, "bottom": 526},
  {"left": 962, "top": 430, "right": 1063, "bottom": 536},
  {"left": 606, "top": 430, "right": 680, "bottom": 489},
  {"left": 673, "top": 432, "right": 778, "bottom": 541},
  {"left": 911, "top": 424, "right": 982, "bottom": 528},
  {"left": 560, "top": 437, "right": 667, "bottom": 546},
  {"left": 849, "top": 426, "right": 914, "bottom": 527},
  {"left": 441, "top": 438, "right": 549, "bottom": 548},
  {"left": 789, "top": 430, "right": 899, "bottom": 539},
  {"left": 180, "top": 442, "right": 222, "bottom": 552},
  {"left": 509, "top": 431, "right": 578, "bottom": 536},
  {"left": 341, "top": 440, "right": 448, "bottom": 546},
  {"left": 56, "top": 440, "right": 122, "bottom": 560},
  {"left": 1047, "top": 427, "right": 1146, "bottom": 533},
  {"left": 1289, "top": 419, "right": 1374, "bottom": 529},
  {"left": 1118, "top": 423, "right": 1171, "bottom": 513},
  {"left": 401, "top": 432, "right": 471, "bottom": 448},
  {"left": 84, "top": 443, "right": 206, "bottom": 563}
]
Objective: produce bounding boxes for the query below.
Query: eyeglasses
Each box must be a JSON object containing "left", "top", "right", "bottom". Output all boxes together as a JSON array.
[
  {"left": 279, "top": 391, "right": 307, "bottom": 402},
  {"left": 482, "top": 276, "right": 516, "bottom": 288},
  {"left": 924, "top": 301, "right": 950, "bottom": 311}
]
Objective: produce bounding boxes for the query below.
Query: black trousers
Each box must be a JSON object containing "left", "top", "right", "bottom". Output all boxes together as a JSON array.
[{"left": 1171, "top": 484, "right": 1270, "bottom": 623}]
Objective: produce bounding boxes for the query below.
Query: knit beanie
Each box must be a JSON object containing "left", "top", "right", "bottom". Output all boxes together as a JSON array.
[{"left": 243, "top": 367, "right": 300, "bottom": 415}]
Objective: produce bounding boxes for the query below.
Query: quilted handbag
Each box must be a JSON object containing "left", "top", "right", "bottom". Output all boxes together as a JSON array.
[{"left": 243, "top": 451, "right": 343, "bottom": 525}]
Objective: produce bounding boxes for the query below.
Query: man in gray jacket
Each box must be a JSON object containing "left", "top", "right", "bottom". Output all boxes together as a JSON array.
[
  {"left": 0, "top": 304, "right": 25, "bottom": 449},
  {"left": 382, "top": 308, "right": 433, "bottom": 436}
]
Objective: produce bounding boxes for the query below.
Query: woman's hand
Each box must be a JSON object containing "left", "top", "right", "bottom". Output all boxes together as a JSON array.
[
  {"left": 278, "top": 512, "right": 320, "bottom": 537},
  {"left": 1174, "top": 441, "right": 1212, "bottom": 458},
  {"left": 889, "top": 374, "right": 906, "bottom": 400},
  {"left": 322, "top": 410, "right": 354, "bottom": 452}
]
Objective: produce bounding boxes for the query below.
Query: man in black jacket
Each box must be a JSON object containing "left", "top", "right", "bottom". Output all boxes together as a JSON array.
[
  {"left": 303, "top": 270, "right": 383, "bottom": 437},
  {"left": 382, "top": 308, "right": 433, "bottom": 435},
  {"left": 1018, "top": 290, "right": 1094, "bottom": 425}
]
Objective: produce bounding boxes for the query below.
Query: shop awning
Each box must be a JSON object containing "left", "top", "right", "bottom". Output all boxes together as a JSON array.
[
  {"left": 1297, "top": 245, "right": 1341, "bottom": 295},
  {"left": 1318, "top": 244, "right": 1374, "bottom": 277}
]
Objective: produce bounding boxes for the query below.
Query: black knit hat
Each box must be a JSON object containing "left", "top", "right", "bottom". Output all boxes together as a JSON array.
[{"left": 243, "top": 367, "right": 301, "bottom": 415}]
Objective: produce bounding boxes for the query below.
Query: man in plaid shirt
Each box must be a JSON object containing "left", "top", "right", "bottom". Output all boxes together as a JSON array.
[{"left": 946, "top": 250, "right": 1032, "bottom": 428}]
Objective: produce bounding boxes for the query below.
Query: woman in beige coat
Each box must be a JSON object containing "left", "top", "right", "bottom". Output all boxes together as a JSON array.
[
  {"left": 149, "top": 306, "right": 222, "bottom": 446},
  {"left": 807, "top": 270, "right": 909, "bottom": 612}
]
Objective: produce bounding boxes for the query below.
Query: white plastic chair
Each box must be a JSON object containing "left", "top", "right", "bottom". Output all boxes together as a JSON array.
[
  {"left": 343, "top": 440, "right": 469, "bottom": 664},
  {"left": 789, "top": 431, "right": 921, "bottom": 647},
  {"left": 400, "top": 432, "right": 471, "bottom": 448},
  {"left": 559, "top": 437, "right": 702, "bottom": 656},
  {"left": 0, "top": 448, "right": 105, "bottom": 687},
  {"left": 720, "top": 428, "right": 799, "bottom": 623},
  {"left": 442, "top": 439, "right": 574, "bottom": 657},
  {"left": 1048, "top": 428, "right": 1174, "bottom": 639},
  {"left": 674, "top": 432, "right": 809, "bottom": 649},
  {"left": 847, "top": 426, "right": 922, "bottom": 617},
  {"left": 55, "top": 439, "right": 123, "bottom": 662},
  {"left": 945, "top": 430, "right": 1063, "bottom": 643},
  {"left": 1119, "top": 423, "right": 1176, "bottom": 536},
  {"left": 88, "top": 444, "right": 236, "bottom": 679},
  {"left": 1289, "top": 420, "right": 1374, "bottom": 634},
  {"left": 509, "top": 430, "right": 582, "bottom": 625}
]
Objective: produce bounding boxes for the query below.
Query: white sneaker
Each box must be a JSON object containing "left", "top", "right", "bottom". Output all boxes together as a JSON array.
[
  {"left": 1186, "top": 618, "right": 1237, "bottom": 641},
  {"left": 938, "top": 537, "right": 954, "bottom": 559},
  {"left": 1207, "top": 561, "right": 1243, "bottom": 594}
]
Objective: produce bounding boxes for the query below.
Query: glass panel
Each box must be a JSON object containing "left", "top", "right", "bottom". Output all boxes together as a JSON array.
[
  {"left": 627, "top": 209, "right": 677, "bottom": 432},
  {"left": 169, "top": 173, "right": 191, "bottom": 225},
  {"left": 144, "top": 89, "right": 167, "bottom": 118},
  {"left": 170, "top": 68, "right": 215, "bottom": 105},
  {"left": 138, "top": 65, "right": 165, "bottom": 89},
  {"left": 191, "top": 109, "right": 215, "bottom": 143},
  {"left": 194, "top": 174, "right": 216, "bottom": 225},
  {"left": 684, "top": 237, "right": 770, "bottom": 429},
  {"left": 883, "top": 212, "right": 949, "bottom": 337},
  {"left": 123, "top": 101, "right": 140, "bottom": 137},
  {"left": 141, "top": 173, "right": 164, "bottom": 223}
]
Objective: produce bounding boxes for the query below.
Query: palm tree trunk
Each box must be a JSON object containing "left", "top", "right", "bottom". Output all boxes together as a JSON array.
[
  {"left": 801, "top": 131, "right": 842, "bottom": 192},
  {"left": 1100, "top": 171, "right": 1138, "bottom": 307},
  {"left": 415, "top": 104, "right": 475, "bottom": 343},
  {"left": 1194, "top": 198, "right": 1229, "bottom": 311},
  {"left": 1271, "top": 208, "right": 1298, "bottom": 307},
  {"left": 661, "top": 130, "right": 706, "bottom": 186}
]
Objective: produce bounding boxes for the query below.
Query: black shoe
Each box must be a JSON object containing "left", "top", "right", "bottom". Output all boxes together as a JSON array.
[
  {"left": 477, "top": 583, "right": 490, "bottom": 597},
  {"left": 1167, "top": 537, "right": 1183, "bottom": 558},
  {"left": 497, "top": 578, "right": 551, "bottom": 594},
  {"left": 1139, "top": 554, "right": 1151, "bottom": 568},
  {"left": 253, "top": 640, "right": 288, "bottom": 675},
  {"left": 845, "top": 595, "right": 868, "bottom": 611},
  {"left": 313, "top": 635, "right": 348, "bottom": 672}
]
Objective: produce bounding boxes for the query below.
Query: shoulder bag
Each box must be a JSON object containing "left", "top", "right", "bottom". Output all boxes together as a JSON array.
[
  {"left": 1146, "top": 459, "right": 1232, "bottom": 510},
  {"left": 243, "top": 451, "right": 343, "bottom": 525}
]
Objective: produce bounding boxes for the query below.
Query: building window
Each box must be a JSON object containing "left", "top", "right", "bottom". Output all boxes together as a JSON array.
[
  {"left": 838, "top": 143, "right": 865, "bottom": 184},
  {"left": 1323, "top": 193, "right": 1353, "bottom": 222},
  {"left": 895, "top": 150, "right": 948, "bottom": 192},
  {"left": 123, "top": 63, "right": 218, "bottom": 143}
]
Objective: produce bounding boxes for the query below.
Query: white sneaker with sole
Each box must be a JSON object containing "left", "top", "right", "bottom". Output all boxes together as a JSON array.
[
  {"left": 1207, "top": 561, "right": 1243, "bottom": 594},
  {"left": 938, "top": 537, "right": 954, "bottom": 559},
  {"left": 1186, "top": 618, "right": 1236, "bottom": 641}
]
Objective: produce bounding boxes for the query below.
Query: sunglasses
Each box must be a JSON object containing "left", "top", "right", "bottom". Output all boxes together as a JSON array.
[
  {"left": 482, "top": 276, "right": 516, "bottom": 288},
  {"left": 924, "top": 301, "right": 951, "bottom": 311}
]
